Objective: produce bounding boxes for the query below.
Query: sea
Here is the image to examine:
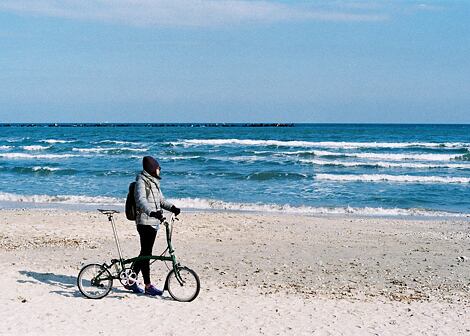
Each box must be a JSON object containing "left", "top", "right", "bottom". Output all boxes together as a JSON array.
[{"left": 0, "top": 123, "right": 469, "bottom": 218}]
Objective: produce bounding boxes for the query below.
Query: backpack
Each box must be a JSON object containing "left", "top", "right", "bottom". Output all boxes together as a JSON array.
[{"left": 125, "top": 182, "right": 137, "bottom": 220}]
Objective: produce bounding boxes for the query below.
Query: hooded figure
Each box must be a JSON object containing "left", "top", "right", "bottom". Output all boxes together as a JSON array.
[
  {"left": 127, "top": 156, "right": 180, "bottom": 296},
  {"left": 143, "top": 156, "right": 161, "bottom": 179}
]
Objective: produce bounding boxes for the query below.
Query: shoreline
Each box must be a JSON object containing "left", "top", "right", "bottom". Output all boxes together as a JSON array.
[
  {"left": 2, "top": 209, "right": 469, "bottom": 334},
  {"left": 1, "top": 200, "right": 469, "bottom": 222}
]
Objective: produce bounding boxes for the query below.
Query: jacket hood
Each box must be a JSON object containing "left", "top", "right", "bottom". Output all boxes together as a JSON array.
[{"left": 142, "top": 156, "right": 161, "bottom": 179}]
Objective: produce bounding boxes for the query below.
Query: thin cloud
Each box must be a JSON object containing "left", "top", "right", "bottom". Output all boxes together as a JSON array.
[
  {"left": 0, "top": 0, "right": 387, "bottom": 27},
  {"left": 412, "top": 3, "right": 446, "bottom": 12}
]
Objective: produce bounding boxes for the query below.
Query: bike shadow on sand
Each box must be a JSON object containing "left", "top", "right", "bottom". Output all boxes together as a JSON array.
[{"left": 17, "top": 270, "right": 173, "bottom": 300}]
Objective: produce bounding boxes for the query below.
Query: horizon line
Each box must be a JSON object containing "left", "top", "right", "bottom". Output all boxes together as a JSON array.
[{"left": 1, "top": 122, "right": 469, "bottom": 127}]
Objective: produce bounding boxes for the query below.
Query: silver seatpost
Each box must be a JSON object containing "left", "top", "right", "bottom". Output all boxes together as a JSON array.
[{"left": 108, "top": 214, "right": 124, "bottom": 261}]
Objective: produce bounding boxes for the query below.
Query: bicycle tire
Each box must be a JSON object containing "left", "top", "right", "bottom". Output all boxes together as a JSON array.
[
  {"left": 165, "top": 266, "right": 200, "bottom": 302},
  {"left": 77, "top": 263, "right": 113, "bottom": 299}
]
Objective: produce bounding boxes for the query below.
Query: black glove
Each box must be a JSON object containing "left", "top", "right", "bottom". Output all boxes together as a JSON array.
[
  {"left": 170, "top": 205, "right": 181, "bottom": 216},
  {"left": 149, "top": 210, "right": 165, "bottom": 222}
]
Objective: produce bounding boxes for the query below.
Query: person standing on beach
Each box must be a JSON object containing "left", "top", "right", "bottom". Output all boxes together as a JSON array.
[{"left": 126, "top": 156, "right": 181, "bottom": 296}]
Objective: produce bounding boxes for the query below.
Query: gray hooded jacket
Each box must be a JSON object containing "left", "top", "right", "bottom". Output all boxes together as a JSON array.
[{"left": 134, "top": 170, "right": 174, "bottom": 229}]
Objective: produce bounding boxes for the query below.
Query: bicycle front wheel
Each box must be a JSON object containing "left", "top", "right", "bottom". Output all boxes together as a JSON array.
[
  {"left": 77, "top": 263, "right": 113, "bottom": 299},
  {"left": 165, "top": 266, "right": 200, "bottom": 302}
]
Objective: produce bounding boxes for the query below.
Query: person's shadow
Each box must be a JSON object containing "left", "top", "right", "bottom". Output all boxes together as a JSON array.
[
  {"left": 18, "top": 270, "right": 82, "bottom": 298},
  {"left": 17, "top": 270, "right": 171, "bottom": 300}
]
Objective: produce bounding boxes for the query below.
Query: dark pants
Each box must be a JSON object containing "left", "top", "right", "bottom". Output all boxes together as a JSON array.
[{"left": 132, "top": 225, "right": 157, "bottom": 285}]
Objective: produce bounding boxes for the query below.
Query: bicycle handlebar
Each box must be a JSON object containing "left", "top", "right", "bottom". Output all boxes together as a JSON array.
[
  {"left": 163, "top": 213, "right": 177, "bottom": 226},
  {"left": 97, "top": 209, "right": 177, "bottom": 225}
]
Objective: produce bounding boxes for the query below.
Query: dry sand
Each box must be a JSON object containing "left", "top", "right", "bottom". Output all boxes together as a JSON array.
[{"left": 1, "top": 209, "right": 469, "bottom": 335}]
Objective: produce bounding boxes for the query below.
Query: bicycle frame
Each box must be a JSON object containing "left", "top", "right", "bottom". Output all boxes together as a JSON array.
[
  {"left": 79, "top": 209, "right": 200, "bottom": 301},
  {"left": 98, "top": 211, "right": 184, "bottom": 285}
]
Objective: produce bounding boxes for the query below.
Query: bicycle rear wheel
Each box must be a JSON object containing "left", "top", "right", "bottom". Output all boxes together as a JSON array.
[
  {"left": 165, "top": 266, "right": 200, "bottom": 302},
  {"left": 77, "top": 263, "right": 113, "bottom": 299}
]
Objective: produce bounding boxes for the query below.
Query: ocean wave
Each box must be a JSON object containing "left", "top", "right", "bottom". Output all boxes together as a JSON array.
[
  {"left": 210, "top": 155, "right": 271, "bottom": 163},
  {"left": 32, "top": 166, "right": 60, "bottom": 172},
  {"left": 0, "top": 192, "right": 122, "bottom": 205},
  {"left": 167, "top": 197, "right": 468, "bottom": 217},
  {"left": 94, "top": 170, "right": 134, "bottom": 177},
  {"left": 72, "top": 147, "right": 148, "bottom": 154},
  {"left": 0, "top": 145, "right": 12, "bottom": 150},
  {"left": 455, "top": 153, "right": 470, "bottom": 161},
  {"left": 0, "top": 192, "right": 467, "bottom": 217},
  {"left": 172, "top": 139, "right": 470, "bottom": 149},
  {"left": 10, "top": 166, "right": 77, "bottom": 175},
  {"left": 246, "top": 171, "right": 308, "bottom": 180},
  {"left": 6, "top": 137, "right": 29, "bottom": 143},
  {"left": 300, "top": 159, "right": 470, "bottom": 169},
  {"left": 0, "top": 153, "right": 79, "bottom": 159},
  {"left": 96, "top": 140, "right": 142, "bottom": 145},
  {"left": 40, "top": 139, "right": 76, "bottom": 144},
  {"left": 282, "top": 150, "right": 460, "bottom": 161},
  {"left": 164, "top": 156, "right": 202, "bottom": 161},
  {"left": 316, "top": 173, "right": 470, "bottom": 184},
  {"left": 21, "top": 145, "right": 51, "bottom": 151}
]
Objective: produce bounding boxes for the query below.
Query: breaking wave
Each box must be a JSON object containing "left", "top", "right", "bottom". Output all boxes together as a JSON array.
[
  {"left": 96, "top": 140, "right": 142, "bottom": 145},
  {"left": 300, "top": 159, "right": 470, "bottom": 169},
  {"left": 40, "top": 139, "right": 76, "bottom": 144},
  {"left": 0, "top": 153, "right": 79, "bottom": 159},
  {"left": 172, "top": 139, "right": 470, "bottom": 149},
  {"left": 169, "top": 198, "right": 468, "bottom": 217},
  {"left": 246, "top": 171, "right": 308, "bottom": 180},
  {"left": 21, "top": 145, "right": 51, "bottom": 151},
  {"left": 10, "top": 166, "right": 77, "bottom": 175},
  {"left": 0, "top": 192, "right": 122, "bottom": 205},
  {"left": 316, "top": 174, "right": 470, "bottom": 184},
  {"left": 72, "top": 147, "right": 148, "bottom": 154},
  {"left": 0, "top": 192, "right": 467, "bottom": 218},
  {"left": 283, "top": 150, "right": 461, "bottom": 161}
]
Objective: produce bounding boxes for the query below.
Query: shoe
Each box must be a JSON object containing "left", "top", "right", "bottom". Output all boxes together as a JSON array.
[
  {"left": 145, "top": 284, "right": 163, "bottom": 296},
  {"left": 124, "top": 283, "right": 144, "bottom": 294}
]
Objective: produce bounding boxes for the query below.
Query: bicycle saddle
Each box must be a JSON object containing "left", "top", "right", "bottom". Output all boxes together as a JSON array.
[{"left": 98, "top": 209, "right": 120, "bottom": 215}]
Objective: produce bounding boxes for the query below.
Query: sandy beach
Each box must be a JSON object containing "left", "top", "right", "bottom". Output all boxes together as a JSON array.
[{"left": 1, "top": 209, "right": 469, "bottom": 335}]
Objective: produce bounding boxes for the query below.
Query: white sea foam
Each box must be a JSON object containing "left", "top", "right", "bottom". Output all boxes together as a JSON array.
[
  {"left": 166, "top": 197, "right": 468, "bottom": 218},
  {"left": 349, "top": 152, "right": 459, "bottom": 161},
  {"left": 212, "top": 155, "right": 268, "bottom": 162},
  {"left": 121, "top": 147, "right": 148, "bottom": 152},
  {"left": 0, "top": 153, "right": 79, "bottom": 159},
  {"left": 282, "top": 150, "right": 460, "bottom": 161},
  {"left": 300, "top": 159, "right": 470, "bottom": 169},
  {"left": 6, "top": 137, "right": 29, "bottom": 143},
  {"left": 40, "top": 139, "right": 76, "bottom": 144},
  {"left": 72, "top": 147, "right": 107, "bottom": 153},
  {"left": 0, "top": 192, "right": 122, "bottom": 205},
  {"left": 166, "top": 155, "right": 271, "bottom": 163},
  {"left": 72, "top": 147, "right": 147, "bottom": 153},
  {"left": 173, "top": 139, "right": 469, "bottom": 149},
  {"left": 22, "top": 145, "right": 51, "bottom": 151},
  {"left": 165, "top": 156, "right": 201, "bottom": 160},
  {"left": 96, "top": 140, "right": 142, "bottom": 145},
  {"left": 316, "top": 173, "right": 470, "bottom": 184},
  {"left": 0, "top": 192, "right": 466, "bottom": 218},
  {"left": 0, "top": 145, "right": 12, "bottom": 150},
  {"left": 31, "top": 166, "right": 61, "bottom": 172}
]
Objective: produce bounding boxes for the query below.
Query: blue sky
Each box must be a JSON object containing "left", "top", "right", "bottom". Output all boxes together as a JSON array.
[{"left": 0, "top": 1, "right": 469, "bottom": 123}]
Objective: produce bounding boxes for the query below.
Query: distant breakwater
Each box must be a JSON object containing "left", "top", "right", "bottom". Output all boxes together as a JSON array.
[{"left": 0, "top": 123, "right": 295, "bottom": 128}]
